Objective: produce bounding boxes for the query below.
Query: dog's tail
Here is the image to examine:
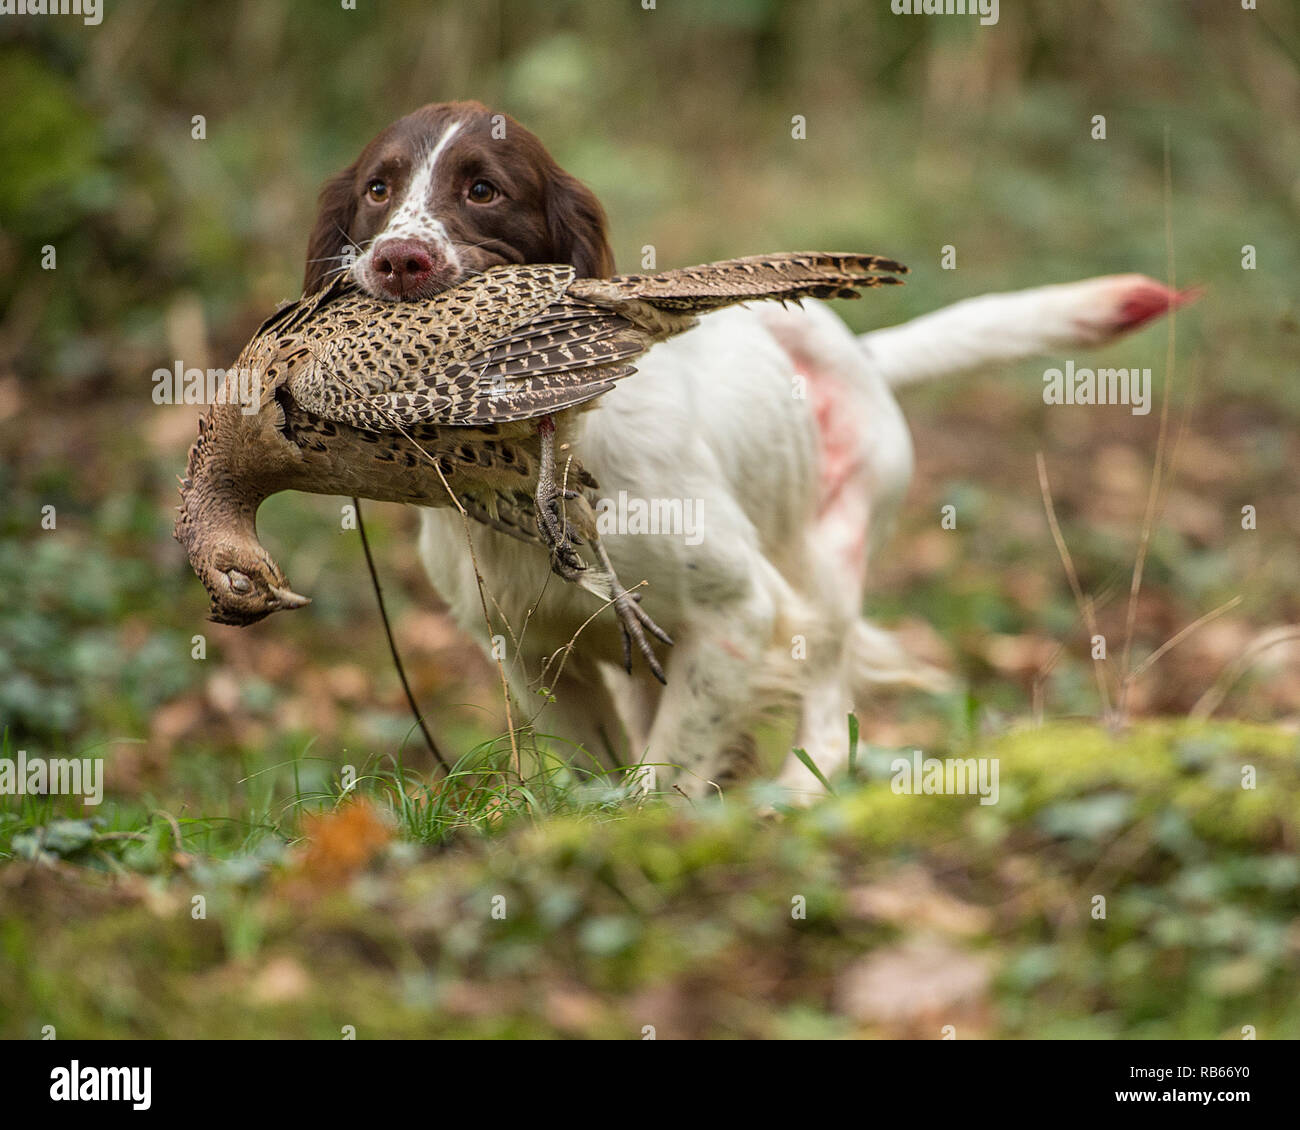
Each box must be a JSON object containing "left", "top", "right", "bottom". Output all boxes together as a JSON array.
[{"left": 860, "top": 274, "right": 1199, "bottom": 389}]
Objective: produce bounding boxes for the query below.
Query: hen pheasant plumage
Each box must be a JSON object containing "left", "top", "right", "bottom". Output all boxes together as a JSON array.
[{"left": 175, "top": 252, "right": 907, "bottom": 679}]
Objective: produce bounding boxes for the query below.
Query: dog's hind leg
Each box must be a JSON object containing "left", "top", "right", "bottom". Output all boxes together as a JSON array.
[
  {"left": 775, "top": 656, "right": 855, "bottom": 803},
  {"left": 635, "top": 585, "right": 778, "bottom": 799}
]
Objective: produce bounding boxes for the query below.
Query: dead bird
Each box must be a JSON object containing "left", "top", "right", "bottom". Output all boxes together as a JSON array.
[{"left": 174, "top": 251, "right": 908, "bottom": 680}]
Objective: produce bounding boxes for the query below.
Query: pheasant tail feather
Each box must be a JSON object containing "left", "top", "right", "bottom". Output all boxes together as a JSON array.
[{"left": 571, "top": 252, "right": 909, "bottom": 311}]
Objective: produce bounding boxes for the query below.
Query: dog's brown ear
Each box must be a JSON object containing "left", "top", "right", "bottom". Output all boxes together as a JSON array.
[
  {"left": 545, "top": 170, "right": 615, "bottom": 279},
  {"left": 302, "top": 164, "right": 359, "bottom": 294}
]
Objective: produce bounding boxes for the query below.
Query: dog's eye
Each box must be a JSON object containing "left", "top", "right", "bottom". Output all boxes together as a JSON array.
[
  {"left": 467, "top": 180, "right": 497, "bottom": 204},
  {"left": 366, "top": 179, "right": 389, "bottom": 203}
]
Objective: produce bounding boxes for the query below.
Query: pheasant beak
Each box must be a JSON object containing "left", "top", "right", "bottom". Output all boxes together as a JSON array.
[{"left": 270, "top": 585, "right": 312, "bottom": 611}]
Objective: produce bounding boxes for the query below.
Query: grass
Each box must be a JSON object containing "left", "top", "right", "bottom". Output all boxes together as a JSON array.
[
  {"left": 2, "top": 718, "right": 1297, "bottom": 1039},
  {"left": 0, "top": 718, "right": 683, "bottom": 873}
]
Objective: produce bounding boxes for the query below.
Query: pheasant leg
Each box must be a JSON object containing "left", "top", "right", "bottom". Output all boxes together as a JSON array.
[
  {"left": 534, "top": 415, "right": 587, "bottom": 581},
  {"left": 592, "top": 539, "right": 673, "bottom": 685},
  {"left": 530, "top": 417, "right": 671, "bottom": 679}
]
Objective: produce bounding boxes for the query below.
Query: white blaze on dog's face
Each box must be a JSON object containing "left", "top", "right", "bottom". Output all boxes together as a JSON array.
[
  {"left": 302, "top": 100, "right": 615, "bottom": 300},
  {"left": 352, "top": 119, "right": 465, "bottom": 297}
]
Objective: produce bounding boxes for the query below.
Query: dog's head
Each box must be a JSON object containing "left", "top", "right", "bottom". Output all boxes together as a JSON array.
[{"left": 303, "top": 100, "right": 614, "bottom": 299}]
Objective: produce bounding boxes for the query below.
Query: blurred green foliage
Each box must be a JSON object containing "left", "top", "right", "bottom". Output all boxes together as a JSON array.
[{"left": 2, "top": 0, "right": 1297, "bottom": 383}]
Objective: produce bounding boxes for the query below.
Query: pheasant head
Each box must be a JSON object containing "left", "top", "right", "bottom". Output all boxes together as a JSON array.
[
  {"left": 175, "top": 408, "right": 311, "bottom": 625},
  {"left": 191, "top": 536, "right": 310, "bottom": 626}
]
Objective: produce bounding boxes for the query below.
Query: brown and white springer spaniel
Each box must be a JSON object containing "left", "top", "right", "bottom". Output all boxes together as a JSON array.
[
  {"left": 303, "top": 101, "right": 612, "bottom": 299},
  {"left": 303, "top": 101, "right": 1191, "bottom": 799}
]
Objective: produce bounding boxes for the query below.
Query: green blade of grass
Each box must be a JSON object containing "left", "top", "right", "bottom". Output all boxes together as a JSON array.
[{"left": 790, "top": 747, "right": 834, "bottom": 795}]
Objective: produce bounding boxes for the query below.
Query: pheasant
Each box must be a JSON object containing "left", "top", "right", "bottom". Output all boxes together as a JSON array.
[{"left": 175, "top": 252, "right": 907, "bottom": 680}]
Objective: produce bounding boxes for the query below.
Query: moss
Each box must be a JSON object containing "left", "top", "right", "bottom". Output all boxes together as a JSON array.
[{"left": 3, "top": 721, "right": 1298, "bottom": 1038}]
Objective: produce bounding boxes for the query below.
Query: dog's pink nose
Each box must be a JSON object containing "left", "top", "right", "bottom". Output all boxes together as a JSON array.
[{"left": 371, "top": 239, "right": 439, "bottom": 297}]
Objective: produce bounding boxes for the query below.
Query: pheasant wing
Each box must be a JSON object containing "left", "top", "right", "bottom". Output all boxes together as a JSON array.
[
  {"left": 270, "top": 252, "right": 909, "bottom": 431},
  {"left": 291, "top": 293, "right": 655, "bottom": 429},
  {"left": 451, "top": 251, "right": 909, "bottom": 423},
  {"left": 281, "top": 264, "right": 590, "bottom": 427}
]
